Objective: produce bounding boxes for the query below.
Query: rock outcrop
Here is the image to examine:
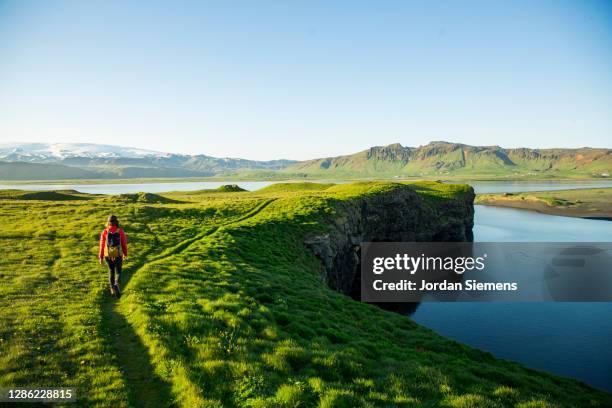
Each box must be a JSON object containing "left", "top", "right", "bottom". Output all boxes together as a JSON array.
[{"left": 305, "top": 185, "right": 474, "bottom": 297}]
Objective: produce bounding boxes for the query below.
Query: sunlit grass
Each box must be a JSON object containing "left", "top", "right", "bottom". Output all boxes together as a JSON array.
[{"left": 0, "top": 182, "right": 609, "bottom": 407}]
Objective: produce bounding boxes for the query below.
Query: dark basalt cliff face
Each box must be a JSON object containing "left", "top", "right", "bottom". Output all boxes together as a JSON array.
[{"left": 305, "top": 186, "right": 474, "bottom": 297}]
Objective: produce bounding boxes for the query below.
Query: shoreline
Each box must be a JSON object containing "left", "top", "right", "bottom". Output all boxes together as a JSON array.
[
  {"left": 476, "top": 188, "right": 612, "bottom": 220},
  {"left": 477, "top": 200, "right": 612, "bottom": 220}
]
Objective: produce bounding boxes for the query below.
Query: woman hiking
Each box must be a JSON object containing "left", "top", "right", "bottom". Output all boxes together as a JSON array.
[{"left": 99, "top": 215, "right": 128, "bottom": 298}]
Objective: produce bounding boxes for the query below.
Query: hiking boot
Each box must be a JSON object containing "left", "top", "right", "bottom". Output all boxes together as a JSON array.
[
  {"left": 109, "top": 285, "right": 116, "bottom": 296},
  {"left": 114, "top": 284, "right": 121, "bottom": 299}
]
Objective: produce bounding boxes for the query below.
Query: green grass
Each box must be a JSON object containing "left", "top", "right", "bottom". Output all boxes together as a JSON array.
[
  {"left": 256, "top": 182, "right": 335, "bottom": 193},
  {"left": 0, "top": 182, "right": 609, "bottom": 407}
]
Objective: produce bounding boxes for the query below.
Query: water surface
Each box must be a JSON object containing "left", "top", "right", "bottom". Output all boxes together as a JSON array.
[
  {"left": 412, "top": 205, "right": 612, "bottom": 391},
  {"left": 1, "top": 179, "right": 610, "bottom": 194}
]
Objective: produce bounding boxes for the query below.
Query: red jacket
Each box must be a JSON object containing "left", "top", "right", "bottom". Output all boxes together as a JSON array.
[{"left": 99, "top": 226, "right": 128, "bottom": 259}]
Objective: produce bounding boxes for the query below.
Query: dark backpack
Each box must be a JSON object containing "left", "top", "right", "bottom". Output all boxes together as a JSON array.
[{"left": 105, "top": 229, "right": 122, "bottom": 260}]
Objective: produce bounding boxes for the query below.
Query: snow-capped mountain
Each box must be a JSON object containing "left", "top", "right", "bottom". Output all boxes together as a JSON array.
[
  {"left": 0, "top": 142, "right": 170, "bottom": 161},
  {"left": 0, "top": 142, "right": 296, "bottom": 180}
]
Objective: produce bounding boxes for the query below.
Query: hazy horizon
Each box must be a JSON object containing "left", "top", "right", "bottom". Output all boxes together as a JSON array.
[{"left": 1, "top": 1, "right": 611, "bottom": 160}]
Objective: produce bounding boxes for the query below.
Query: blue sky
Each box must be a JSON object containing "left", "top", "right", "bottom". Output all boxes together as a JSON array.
[{"left": 0, "top": 0, "right": 610, "bottom": 160}]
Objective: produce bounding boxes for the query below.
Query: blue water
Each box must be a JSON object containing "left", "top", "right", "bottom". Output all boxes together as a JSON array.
[
  {"left": 413, "top": 205, "right": 612, "bottom": 391},
  {"left": 1, "top": 179, "right": 610, "bottom": 195}
]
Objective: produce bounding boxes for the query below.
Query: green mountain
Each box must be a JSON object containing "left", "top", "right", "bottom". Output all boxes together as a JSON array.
[
  {"left": 1, "top": 141, "right": 610, "bottom": 180},
  {"left": 0, "top": 161, "right": 104, "bottom": 180},
  {"left": 0, "top": 160, "right": 218, "bottom": 180},
  {"left": 285, "top": 142, "right": 612, "bottom": 179}
]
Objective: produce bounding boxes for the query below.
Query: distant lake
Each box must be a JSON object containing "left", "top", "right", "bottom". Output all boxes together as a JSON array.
[
  {"left": 0, "top": 179, "right": 610, "bottom": 194},
  {"left": 2, "top": 179, "right": 611, "bottom": 390}
]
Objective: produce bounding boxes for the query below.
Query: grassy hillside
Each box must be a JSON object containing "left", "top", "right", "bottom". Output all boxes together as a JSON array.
[
  {"left": 0, "top": 182, "right": 609, "bottom": 407},
  {"left": 477, "top": 188, "right": 612, "bottom": 219},
  {"left": 0, "top": 160, "right": 218, "bottom": 180},
  {"left": 285, "top": 142, "right": 612, "bottom": 179},
  {"left": 0, "top": 161, "right": 105, "bottom": 180}
]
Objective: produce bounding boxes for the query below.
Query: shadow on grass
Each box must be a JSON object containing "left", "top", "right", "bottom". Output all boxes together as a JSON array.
[
  {"left": 99, "top": 251, "right": 176, "bottom": 407},
  {"left": 97, "top": 199, "right": 278, "bottom": 407}
]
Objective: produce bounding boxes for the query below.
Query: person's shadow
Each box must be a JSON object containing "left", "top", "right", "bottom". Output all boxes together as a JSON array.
[{"left": 99, "top": 230, "right": 176, "bottom": 407}]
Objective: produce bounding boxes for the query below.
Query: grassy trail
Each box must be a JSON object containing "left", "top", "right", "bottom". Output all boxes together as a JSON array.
[{"left": 100, "top": 198, "right": 278, "bottom": 407}]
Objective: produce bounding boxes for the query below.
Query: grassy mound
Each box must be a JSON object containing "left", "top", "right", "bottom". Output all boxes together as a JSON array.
[
  {"left": 217, "top": 184, "right": 247, "bottom": 192},
  {"left": 0, "top": 189, "right": 92, "bottom": 200},
  {"left": 0, "top": 182, "right": 609, "bottom": 407},
  {"left": 115, "top": 192, "right": 181, "bottom": 204},
  {"left": 256, "top": 182, "right": 335, "bottom": 193}
]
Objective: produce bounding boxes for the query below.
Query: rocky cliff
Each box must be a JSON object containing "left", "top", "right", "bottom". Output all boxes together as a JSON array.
[{"left": 305, "top": 185, "right": 474, "bottom": 297}]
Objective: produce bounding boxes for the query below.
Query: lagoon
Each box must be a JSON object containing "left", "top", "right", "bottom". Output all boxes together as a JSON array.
[
  {"left": 1, "top": 179, "right": 611, "bottom": 195},
  {"left": 413, "top": 205, "right": 612, "bottom": 391}
]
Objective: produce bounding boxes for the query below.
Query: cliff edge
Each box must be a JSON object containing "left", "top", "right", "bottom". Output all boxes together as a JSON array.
[{"left": 305, "top": 182, "right": 475, "bottom": 296}]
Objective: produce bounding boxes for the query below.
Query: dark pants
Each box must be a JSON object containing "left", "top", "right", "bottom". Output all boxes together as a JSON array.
[{"left": 105, "top": 257, "right": 122, "bottom": 287}]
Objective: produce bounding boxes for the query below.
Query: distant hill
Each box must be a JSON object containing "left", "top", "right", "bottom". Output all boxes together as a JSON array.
[
  {"left": 0, "top": 141, "right": 610, "bottom": 180},
  {"left": 0, "top": 161, "right": 104, "bottom": 180},
  {"left": 284, "top": 142, "right": 611, "bottom": 179}
]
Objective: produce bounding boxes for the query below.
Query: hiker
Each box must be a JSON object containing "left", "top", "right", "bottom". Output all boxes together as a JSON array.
[{"left": 99, "top": 215, "right": 128, "bottom": 298}]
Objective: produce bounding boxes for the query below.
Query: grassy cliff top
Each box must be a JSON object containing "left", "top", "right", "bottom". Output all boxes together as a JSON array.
[{"left": 0, "top": 182, "right": 609, "bottom": 407}]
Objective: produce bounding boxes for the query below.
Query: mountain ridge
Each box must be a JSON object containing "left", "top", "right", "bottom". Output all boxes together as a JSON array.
[
  {"left": 285, "top": 141, "right": 611, "bottom": 179},
  {"left": 0, "top": 142, "right": 170, "bottom": 160},
  {"left": 0, "top": 141, "right": 610, "bottom": 180},
  {"left": 0, "top": 142, "right": 296, "bottom": 180}
]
